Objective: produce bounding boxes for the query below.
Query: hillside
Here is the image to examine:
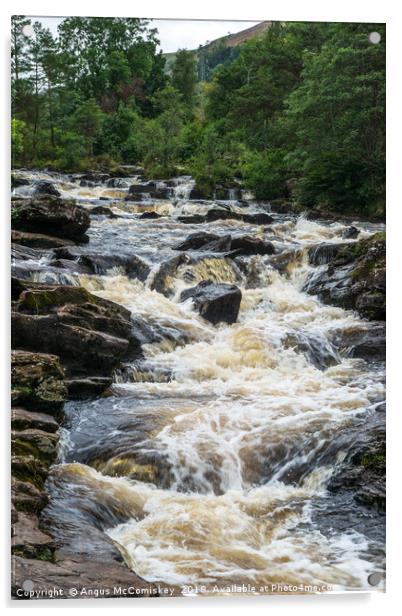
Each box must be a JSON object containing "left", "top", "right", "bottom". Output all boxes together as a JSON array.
[{"left": 163, "top": 21, "right": 272, "bottom": 77}]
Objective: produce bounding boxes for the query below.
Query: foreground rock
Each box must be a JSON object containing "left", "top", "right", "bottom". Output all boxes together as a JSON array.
[
  {"left": 12, "top": 279, "right": 142, "bottom": 380},
  {"left": 11, "top": 350, "right": 67, "bottom": 414},
  {"left": 11, "top": 196, "right": 90, "bottom": 242},
  {"left": 180, "top": 280, "right": 242, "bottom": 325},
  {"left": 327, "top": 413, "right": 385, "bottom": 511},
  {"left": 332, "top": 323, "right": 386, "bottom": 361},
  {"left": 12, "top": 555, "right": 165, "bottom": 600},
  {"left": 304, "top": 233, "right": 385, "bottom": 320}
]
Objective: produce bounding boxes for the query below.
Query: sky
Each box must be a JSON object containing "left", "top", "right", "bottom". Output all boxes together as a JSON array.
[{"left": 32, "top": 17, "right": 260, "bottom": 53}]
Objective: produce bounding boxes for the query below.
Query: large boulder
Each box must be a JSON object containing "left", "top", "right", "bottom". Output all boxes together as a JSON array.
[
  {"left": 11, "top": 196, "right": 90, "bottom": 241},
  {"left": 11, "top": 350, "right": 67, "bottom": 413},
  {"left": 11, "top": 280, "right": 142, "bottom": 378},
  {"left": 180, "top": 280, "right": 242, "bottom": 325},
  {"left": 304, "top": 233, "right": 385, "bottom": 320}
]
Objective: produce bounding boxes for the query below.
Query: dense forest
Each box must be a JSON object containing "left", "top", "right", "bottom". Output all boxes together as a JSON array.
[{"left": 11, "top": 17, "right": 385, "bottom": 217}]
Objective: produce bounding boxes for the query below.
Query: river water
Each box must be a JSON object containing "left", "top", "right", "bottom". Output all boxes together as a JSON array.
[{"left": 13, "top": 170, "right": 385, "bottom": 594}]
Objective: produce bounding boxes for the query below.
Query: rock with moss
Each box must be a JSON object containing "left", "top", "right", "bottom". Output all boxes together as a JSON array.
[
  {"left": 11, "top": 350, "right": 67, "bottom": 413},
  {"left": 304, "top": 232, "right": 385, "bottom": 320},
  {"left": 12, "top": 279, "right": 142, "bottom": 381}
]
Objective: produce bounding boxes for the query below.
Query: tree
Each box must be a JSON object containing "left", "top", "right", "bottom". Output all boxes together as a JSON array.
[
  {"left": 70, "top": 99, "right": 104, "bottom": 156},
  {"left": 172, "top": 49, "right": 197, "bottom": 108},
  {"left": 284, "top": 23, "right": 386, "bottom": 214}
]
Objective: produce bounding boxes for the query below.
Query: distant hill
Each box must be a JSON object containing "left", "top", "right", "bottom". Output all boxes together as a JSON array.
[{"left": 163, "top": 21, "right": 272, "bottom": 79}]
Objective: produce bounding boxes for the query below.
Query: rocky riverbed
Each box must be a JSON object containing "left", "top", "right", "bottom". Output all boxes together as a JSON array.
[{"left": 11, "top": 169, "right": 385, "bottom": 598}]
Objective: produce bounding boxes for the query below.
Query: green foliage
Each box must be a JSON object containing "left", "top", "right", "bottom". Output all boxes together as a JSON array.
[
  {"left": 10, "top": 18, "right": 385, "bottom": 216},
  {"left": 242, "top": 149, "right": 289, "bottom": 200},
  {"left": 11, "top": 118, "right": 26, "bottom": 165},
  {"left": 172, "top": 49, "right": 197, "bottom": 108}
]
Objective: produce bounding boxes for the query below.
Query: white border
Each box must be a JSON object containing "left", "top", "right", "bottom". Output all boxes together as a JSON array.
[{"left": 1, "top": 1, "right": 401, "bottom": 614}]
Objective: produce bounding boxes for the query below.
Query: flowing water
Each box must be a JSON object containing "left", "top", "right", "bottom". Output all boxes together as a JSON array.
[{"left": 13, "top": 170, "right": 385, "bottom": 594}]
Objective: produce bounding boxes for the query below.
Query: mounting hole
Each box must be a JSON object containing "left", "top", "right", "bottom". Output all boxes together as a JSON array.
[
  {"left": 369, "top": 31, "right": 381, "bottom": 44},
  {"left": 368, "top": 572, "right": 383, "bottom": 586}
]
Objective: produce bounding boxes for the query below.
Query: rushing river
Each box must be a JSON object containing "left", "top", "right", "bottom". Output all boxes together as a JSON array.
[{"left": 13, "top": 170, "right": 385, "bottom": 594}]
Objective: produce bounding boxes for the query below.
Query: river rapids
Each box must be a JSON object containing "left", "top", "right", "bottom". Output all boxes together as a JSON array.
[{"left": 12, "top": 169, "right": 385, "bottom": 595}]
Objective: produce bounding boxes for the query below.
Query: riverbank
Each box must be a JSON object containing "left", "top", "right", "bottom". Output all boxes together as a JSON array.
[{"left": 11, "top": 168, "right": 385, "bottom": 598}]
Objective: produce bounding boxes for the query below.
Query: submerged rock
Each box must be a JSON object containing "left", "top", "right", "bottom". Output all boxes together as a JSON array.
[
  {"left": 180, "top": 280, "right": 242, "bottom": 324},
  {"left": 304, "top": 233, "right": 385, "bottom": 320},
  {"left": 12, "top": 196, "right": 90, "bottom": 242}
]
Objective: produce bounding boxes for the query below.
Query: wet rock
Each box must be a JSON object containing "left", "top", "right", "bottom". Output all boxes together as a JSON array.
[
  {"left": 33, "top": 181, "right": 61, "bottom": 197},
  {"left": 266, "top": 248, "right": 304, "bottom": 273},
  {"left": 11, "top": 455, "right": 49, "bottom": 489},
  {"left": 128, "top": 181, "right": 169, "bottom": 200},
  {"left": 174, "top": 231, "right": 276, "bottom": 257},
  {"left": 304, "top": 233, "right": 385, "bottom": 320},
  {"left": 328, "top": 417, "right": 385, "bottom": 511},
  {"left": 12, "top": 230, "right": 75, "bottom": 249},
  {"left": 12, "top": 512, "right": 55, "bottom": 560},
  {"left": 11, "top": 407, "right": 59, "bottom": 434},
  {"left": 50, "top": 258, "right": 93, "bottom": 276},
  {"left": 77, "top": 253, "right": 150, "bottom": 281},
  {"left": 65, "top": 377, "right": 113, "bottom": 399},
  {"left": 231, "top": 235, "right": 276, "bottom": 255},
  {"left": 308, "top": 242, "right": 349, "bottom": 266},
  {"left": 332, "top": 324, "right": 385, "bottom": 361},
  {"left": 150, "top": 253, "right": 189, "bottom": 296},
  {"left": 12, "top": 173, "right": 30, "bottom": 189},
  {"left": 106, "top": 178, "right": 128, "bottom": 188},
  {"left": 242, "top": 212, "right": 274, "bottom": 225},
  {"left": 173, "top": 231, "right": 220, "bottom": 251},
  {"left": 12, "top": 478, "right": 48, "bottom": 514},
  {"left": 205, "top": 208, "right": 242, "bottom": 222},
  {"left": 11, "top": 555, "right": 160, "bottom": 599},
  {"left": 180, "top": 280, "right": 242, "bottom": 325},
  {"left": 12, "top": 280, "right": 141, "bottom": 379},
  {"left": 12, "top": 196, "right": 90, "bottom": 241},
  {"left": 12, "top": 429, "right": 58, "bottom": 464},
  {"left": 200, "top": 234, "right": 233, "bottom": 253},
  {"left": 11, "top": 350, "right": 67, "bottom": 413},
  {"left": 342, "top": 225, "right": 360, "bottom": 239},
  {"left": 283, "top": 331, "right": 339, "bottom": 369},
  {"left": 138, "top": 211, "right": 162, "bottom": 219},
  {"left": 177, "top": 214, "right": 206, "bottom": 224},
  {"left": 89, "top": 205, "right": 117, "bottom": 218}
]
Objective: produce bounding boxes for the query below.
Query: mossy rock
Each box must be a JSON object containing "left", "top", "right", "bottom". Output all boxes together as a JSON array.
[{"left": 11, "top": 350, "right": 67, "bottom": 413}]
